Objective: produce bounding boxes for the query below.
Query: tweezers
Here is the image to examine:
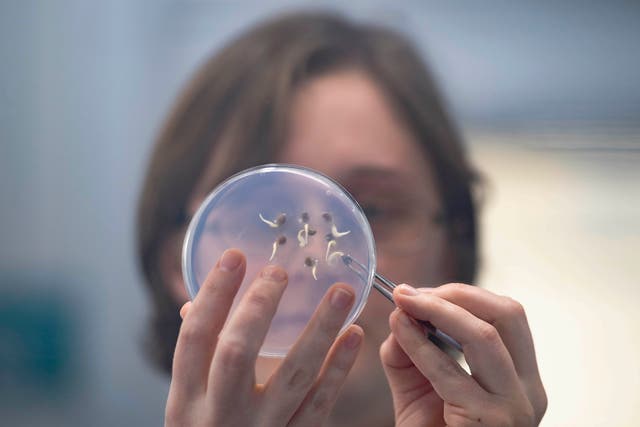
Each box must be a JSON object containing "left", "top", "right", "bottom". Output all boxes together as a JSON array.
[{"left": 342, "top": 255, "right": 463, "bottom": 353}]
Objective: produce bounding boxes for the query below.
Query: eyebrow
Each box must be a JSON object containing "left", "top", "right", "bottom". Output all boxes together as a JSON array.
[{"left": 182, "top": 167, "right": 415, "bottom": 223}]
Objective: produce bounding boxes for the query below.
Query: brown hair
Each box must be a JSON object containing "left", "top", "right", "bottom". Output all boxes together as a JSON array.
[{"left": 136, "top": 11, "right": 479, "bottom": 373}]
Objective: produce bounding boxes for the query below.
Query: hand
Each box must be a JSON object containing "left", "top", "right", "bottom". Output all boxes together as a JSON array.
[
  {"left": 165, "top": 248, "right": 364, "bottom": 427},
  {"left": 380, "top": 283, "right": 547, "bottom": 426}
]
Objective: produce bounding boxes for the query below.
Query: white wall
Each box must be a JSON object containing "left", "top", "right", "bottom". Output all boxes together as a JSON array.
[{"left": 469, "top": 131, "right": 640, "bottom": 426}]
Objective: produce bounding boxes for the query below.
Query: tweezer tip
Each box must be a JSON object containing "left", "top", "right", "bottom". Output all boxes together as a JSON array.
[{"left": 341, "top": 255, "right": 353, "bottom": 265}]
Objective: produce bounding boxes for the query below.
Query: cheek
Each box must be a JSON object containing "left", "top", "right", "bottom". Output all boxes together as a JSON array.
[
  {"left": 361, "top": 291, "right": 394, "bottom": 324},
  {"left": 172, "top": 274, "right": 189, "bottom": 303},
  {"left": 376, "top": 227, "right": 451, "bottom": 286}
]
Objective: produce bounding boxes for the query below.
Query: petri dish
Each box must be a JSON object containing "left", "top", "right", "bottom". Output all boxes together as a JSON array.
[{"left": 182, "top": 164, "right": 376, "bottom": 357}]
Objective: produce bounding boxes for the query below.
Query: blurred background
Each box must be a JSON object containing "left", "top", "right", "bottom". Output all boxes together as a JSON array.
[{"left": 1, "top": 1, "right": 638, "bottom": 425}]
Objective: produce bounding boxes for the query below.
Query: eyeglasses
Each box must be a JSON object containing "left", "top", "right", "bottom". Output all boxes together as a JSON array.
[
  {"left": 356, "top": 192, "right": 445, "bottom": 256},
  {"left": 170, "top": 190, "right": 444, "bottom": 264}
]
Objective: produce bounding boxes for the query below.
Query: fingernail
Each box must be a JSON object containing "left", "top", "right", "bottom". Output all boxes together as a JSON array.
[
  {"left": 262, "top": 265, "right": 288, "bottom": 282},
  {"left": 219, "top": 249, "right": 242, "bottom": 272},
  {"left": 344, "top": 330, "right": 362, "bottom": 349},
  {"left": 396, "top": 284, "right": 418, "bottom": 296},
  {"left": 331, "top": 288, "right": 353, "bottom": 310}
]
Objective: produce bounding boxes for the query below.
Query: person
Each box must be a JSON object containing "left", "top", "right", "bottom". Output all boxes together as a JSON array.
[{"left": 137, "top": 11, "right": 546, "bottom": 426}]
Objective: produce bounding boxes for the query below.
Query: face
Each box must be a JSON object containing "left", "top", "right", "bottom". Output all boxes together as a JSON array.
[{"left": 170, "top": 70, "right": 451, "bottom": 426}]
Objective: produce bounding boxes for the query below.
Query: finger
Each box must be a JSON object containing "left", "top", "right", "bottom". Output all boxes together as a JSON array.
[
  {"left": 179, "top": 301, "right": 191, "bottom": 320},
  {"left": 389, "top": 308, "right": 486, "bottom": 408},
  {"left": 380, "top": 332, "right": 444, "bottom": 424},
  {"left": 262, "top": 284, "right": 355, "bottom": 423},
  {"left": 287, "top": 325, "right": 363, "bottom": 427},
  {"left": 209, "top": 264, "right": 288, "bottom": 400},
  {"left": 419, "top": 284, "right": 540, "bottom": 379},
  {"left": 394, "top": 285, "right": 521, "bottom": 396},
  {"left": 171, "top": 248, "right": 246, "bottom": 396},
  {"left": 419, "top": 284, "right": 547, "bottom": 419}
]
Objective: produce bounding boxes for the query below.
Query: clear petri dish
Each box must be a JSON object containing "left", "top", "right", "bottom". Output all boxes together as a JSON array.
[{"left": 182, "top": 164, "right": 376, "bottom": 357}]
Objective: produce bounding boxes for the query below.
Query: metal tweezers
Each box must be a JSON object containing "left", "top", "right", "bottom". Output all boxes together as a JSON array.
[{"left": 342, "top": 255, "right": 463, "bottom": 353}]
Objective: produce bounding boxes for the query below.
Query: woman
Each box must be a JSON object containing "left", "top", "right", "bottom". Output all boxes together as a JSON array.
[{"left": 137, "top": 11, "right": 546, "bottom": 426}]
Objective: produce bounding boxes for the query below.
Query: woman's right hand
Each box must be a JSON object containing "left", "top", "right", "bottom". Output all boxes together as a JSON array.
[
  {"left": 165, "top": 248, "right": 363, "bottom": 427},
  {"left": 380, "top": 284, "right": 547, "bottom": 427}
]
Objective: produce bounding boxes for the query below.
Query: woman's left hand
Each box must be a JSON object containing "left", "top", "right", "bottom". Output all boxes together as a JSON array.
[{"left": 380, "top": 283, "right": 547, "bottom": 427}]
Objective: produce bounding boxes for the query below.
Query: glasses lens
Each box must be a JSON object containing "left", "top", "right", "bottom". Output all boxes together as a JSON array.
[{"left": 356, "top": 191, "right": 442, "bottom": 255}]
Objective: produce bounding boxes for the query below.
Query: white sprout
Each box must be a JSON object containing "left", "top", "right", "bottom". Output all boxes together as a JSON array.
[
  {"left": 325, "top": 239, "right": 344, "bottom": 266},
  {"left": 327, "top": 250, "right": 345, "bottom": 266},
  {"left": 269, "top": 236, "right": 286, "bottom": 261},
  {"left": 325, "top": 239, "right": 336, "bottom": 261},
  {"left": 331, "top": 224, "right": 351, "bottom": 238},
  {"left": 269, "top": 241, "right": 278, "bottom": 261},
  {"left": 297, "top": 223, "right": 310, "bottom": 247},
  {"left": 304, "top": 256, "right": 318, "bottom": 280},
  {"left": 259, "top": 213, "right": 279, "bottom": 228}
]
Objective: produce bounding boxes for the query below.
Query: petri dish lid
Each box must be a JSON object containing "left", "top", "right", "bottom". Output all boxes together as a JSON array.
[{"left": 182, "top": 164, "right": 376, "bottom": 357}]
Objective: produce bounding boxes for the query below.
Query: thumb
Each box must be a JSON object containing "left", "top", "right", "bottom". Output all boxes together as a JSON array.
[{"left": 380, "top": 330, "right": 443, "bottom": 425}]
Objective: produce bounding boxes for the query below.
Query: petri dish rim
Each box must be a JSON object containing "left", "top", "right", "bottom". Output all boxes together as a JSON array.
[{"left": 181, "top": 163, "right": 377, "bottom": 357}]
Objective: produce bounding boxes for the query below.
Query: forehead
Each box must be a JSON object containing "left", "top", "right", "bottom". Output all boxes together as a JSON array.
[
  {"left": 280, "top": 70, "right": 431, "bottom": 185},
  {"left": 188, "top": 70, "right": 440, "bottom": 216}
]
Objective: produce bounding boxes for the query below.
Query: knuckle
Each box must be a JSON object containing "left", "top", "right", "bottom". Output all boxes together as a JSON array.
[
  {"left": 491, "top": 396, "right": 537, "bottom": 427},
  {"left": 379, "top": 338, "right": 390, "bottom": 359},
  {"left": 179, "top": 322, "right": 204, "bottom": 345},
  {"left": 378, "top": 337, "right": 397, "bottom": 367},
  {"left": 245, "top": 289, "right": 275, "bottom": 313},
  {"left": 534, "top": 387, "right": 549, "bottom": 421},
  {"left": 502, "top": 297, "right": 526, "bottom": 319},
  {"left": 523, "top": 400, "right": 537, "bottom": 425},
  {"left": 444, "top": 282, "right": 469, "bottom": 297},
  {"left": 280, "top": 362, "right": 314, "bottom": 391},
  {"left": 475, "top": 403, "right": 512, "bottom": 427},
  {"left": 311, "top": 390, "right": 331, "bottom": 414},
  {"left": 511, "top": 400, "right": 536, "bottom": 427},
  {"left": 540, "top": 389, "right": 549, "bottom": 414},
  {"left": 477, "top": 322, "right": 500, "bottom": 344},
  {"left": 216, "top": 337, "right": 251, "bottom": 368}
]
